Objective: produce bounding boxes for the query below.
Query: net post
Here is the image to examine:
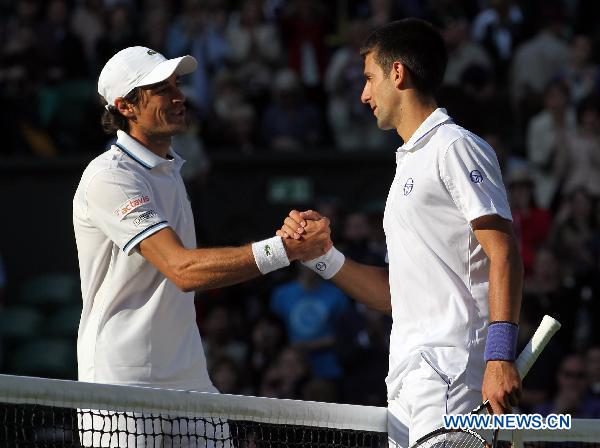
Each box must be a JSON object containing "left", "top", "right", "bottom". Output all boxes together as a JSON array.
[
  {"left": 497, "top": 428, "right": 524, "bottom": 448},
  {"left": 511, "top": 429, "right": 524, "bottom": 448}
]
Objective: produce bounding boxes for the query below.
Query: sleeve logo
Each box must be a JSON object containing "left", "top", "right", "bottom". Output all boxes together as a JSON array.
[
  {"left": 113, "top": 195, "right": 151, "bottom": 220},
  {"left": 133, "top": 210, "right": 158, "bottom": 227},
  {"left": 469, "top": 169, "right": 484, "bottom": 183}
]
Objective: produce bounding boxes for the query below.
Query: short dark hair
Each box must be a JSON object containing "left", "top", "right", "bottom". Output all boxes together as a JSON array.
[
  {"left": 99, "top": 88, "right": 142, "bottom": 134},
  {"left": 360, "top": 19, "right": 447, "bottom": 96}
]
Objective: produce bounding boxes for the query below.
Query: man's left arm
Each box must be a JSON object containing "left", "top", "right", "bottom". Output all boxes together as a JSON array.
[{"left": 473, "top": 214, "right": 524, "bottom": 415}]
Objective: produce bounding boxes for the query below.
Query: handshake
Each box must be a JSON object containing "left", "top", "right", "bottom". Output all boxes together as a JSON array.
[{"left": 267, "top": 209, "right": 345, "bottom": 280}]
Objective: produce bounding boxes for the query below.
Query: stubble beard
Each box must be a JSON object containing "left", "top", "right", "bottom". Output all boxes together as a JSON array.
[{"left": 148, "top": 121, "right": 187, "bottom": 139}]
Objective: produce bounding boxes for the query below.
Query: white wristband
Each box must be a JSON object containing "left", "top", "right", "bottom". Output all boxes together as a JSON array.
[
  {"left": 301, "top": 246, "right": 345, "bottom": 279},
  {"left": 252, "top": 236, "right": 290, "bottom": 274}
]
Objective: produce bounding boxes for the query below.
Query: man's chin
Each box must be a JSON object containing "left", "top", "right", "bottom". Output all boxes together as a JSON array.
[
  {"left": 165, "top": 123, "right": 188, "bottom": 136},
  {"left": 376, "top": 119, "right": 394, "bottom": 131}
]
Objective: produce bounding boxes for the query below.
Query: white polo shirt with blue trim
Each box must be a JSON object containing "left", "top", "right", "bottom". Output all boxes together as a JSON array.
[
  {"left": 383, "top": 108, "right": 512, "bottom": 400},
  {"left": 73, "top": 130, "right": 215, "bottom": 392}
]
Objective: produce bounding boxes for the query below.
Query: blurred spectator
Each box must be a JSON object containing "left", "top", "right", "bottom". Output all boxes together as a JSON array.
[
  {"left": 259, "top": 346, "right": 311, "bottom": 399},
  {"left": 511, "top": 5, "right": 569, "bottom": 123},
  {"left": 248, "top": 313, "right": 287, "bottom": 391},
  {"left": 560, "top": 95, "right": 600, "bottom": 198},
  {"left": 204, "top": 69, "right": 258, "bottom": 152},
  {"left": 534, "top": 354, "right": 600, "bottom": 418},
  {"left": 0, "top": 0, "right": 42, "bottom": 93},
  {"left": 482, "top": 131, "right": 521, "bottom": 176},
  {"left": 166, "top": 0, "right": 230, "bottom": 113},
  {"left": 340, "top": 211, "right": 372, "bottom": 260},
  {"left": 523, "top": 246, "right": 578, "bottom": 350},
  {"left": 526, "top": 80, "right": 576, "bottom": 208},
  {"left": 96, "top": 3, "right": 139, "bottom": 69},
  {"left": 506, "top": 165, "right": 552, "bottom": 276},
  {"left": 70, "top": 0, "right": 105, "bottom": 71},
  {"left": 325, "top": 19, "right": 389, "bottom": 151},
  {"left": 517, "top": 304, "right": 562, "bottom": 411},
  {"left": 0, "top": 1, "right": 59, "bottom": 157},
  {"left": 440, "top": 14, "right": 492, "bottom": 87},
  {"left": 270, "top": 267, "right": 348, "bottom": 380},
  {"left": 226, "top": 0, "right": 283, "bottom": 100},
  {"left": 261, "top": 69, "right": 324, "bottom": 151},
  {"left": 209, "top": 355, "right": 246, "bottom": 394},
  {"left": 301, "top": 378, "right": 338, "bottom": 403},
  {"left": 171, "top": 104, "right": 210, "bottom": 183},
  {"left": 279, "top": 0, "right": 329, "bottom": 90},
  {"left": 312, "top": 197, "right": 343, "bottom": 241},
  {"left": 338, "top": 210, "right": 386, "bottom": 266},
  {"left": 557, "top": 34, "right": 600, "bottom": 104},
  {"left": 441, "top": 59, "right": 513, "bottom": 138},
  {"left": 0, "top": 252, "right": 4, "bottom": 368},
  {"left": 0, "top": 0, "right": 56, "bottom": 158},
  {"left": 471, "top": 0, "right": 523, "bottom": 80},
  {"left": 550, "top": 188, "right": 598, "bottom": 279},
  {"left": 140, "top": 3, "right": 172, "bottom": 56},
  {"left": 588, "top": 346, "right": 600, "bottom": 397},
  {"left": 34, "top": 1, "right": 103, "bottom": 153},
  {"left": 0, "top": 252, "right": 5, "bottom": 308},
  {"left": 549, "top": 188, "right": 600, "bottom": 351},
  {"left": 202, "top": 305, "right": 248, "bottom": 370},
  {"left": 335, "top": 303, "right": 390, "bottom": 406}
]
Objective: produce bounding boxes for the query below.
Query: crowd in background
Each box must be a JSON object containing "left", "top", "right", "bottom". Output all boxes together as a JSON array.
[{"left": 1, "top": 0, "right": 600, "bottom": 416}]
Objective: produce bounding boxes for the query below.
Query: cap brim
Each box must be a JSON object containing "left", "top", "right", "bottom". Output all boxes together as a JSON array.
[{"left": 136, "top": 55, "right": 197, "bottom": 88}]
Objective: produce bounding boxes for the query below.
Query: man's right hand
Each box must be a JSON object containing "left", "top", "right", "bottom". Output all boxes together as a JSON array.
[
  {"left": 279, "top": 210, "right": 332, "bottom": 261},
  {"left": 276, "top": 209, "right": 325, "bottom": 240}
]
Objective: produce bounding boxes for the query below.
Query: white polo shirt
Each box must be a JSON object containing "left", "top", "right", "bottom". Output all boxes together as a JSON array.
[
  {"left": 73, "top": 130, "right": 215, "bottom": 392},
  {"left": 383, "top": 108, "right": 512, "bottom": 400}
]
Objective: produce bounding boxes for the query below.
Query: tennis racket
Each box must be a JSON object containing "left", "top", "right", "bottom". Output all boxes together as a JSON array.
[{"left": 409, "top": 315, "right": 562, "bottom": 448}]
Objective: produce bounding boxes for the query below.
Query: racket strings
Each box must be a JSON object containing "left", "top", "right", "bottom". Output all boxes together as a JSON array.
[{"left": 415, "top": 430, "right": 487, "bottom": 448}]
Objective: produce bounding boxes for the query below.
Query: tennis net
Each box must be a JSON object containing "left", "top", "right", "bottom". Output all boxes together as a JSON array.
[{"left": 0, "top": 373, "right": 599, "bottom": 447}]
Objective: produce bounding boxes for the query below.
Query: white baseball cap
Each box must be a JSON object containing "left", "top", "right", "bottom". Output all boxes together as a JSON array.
[{"left": 98, "top": 46, "right": 197, "bottom": 109}]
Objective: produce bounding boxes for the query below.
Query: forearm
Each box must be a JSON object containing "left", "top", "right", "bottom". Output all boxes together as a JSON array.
[
  {"left": 482, "top": 245, "right": 524, "bottom": 414},
  {"left": 472, "top": 216, "right": 523, "bottom": 324},
  {"left": 171, "top": 245, "right": 261, "bottom": 292},
  {"left": 487, "top": 245, "right": 523, "bottom": 323},
  {"left": 331, "top": 258, "right": 391, "bottom": 313}
]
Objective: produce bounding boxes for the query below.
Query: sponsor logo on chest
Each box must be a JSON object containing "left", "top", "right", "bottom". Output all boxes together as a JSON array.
[{"left": 113, "top": 195, "right": 151, "bottom": 220}]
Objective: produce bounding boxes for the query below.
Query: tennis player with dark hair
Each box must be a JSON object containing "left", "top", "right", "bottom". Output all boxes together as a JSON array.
[
  {"left": 278, "top": 19, "right": 523, "bottom": 447},
  {"left": 73, "top": 46, "right": 331, "bottom": 447}
]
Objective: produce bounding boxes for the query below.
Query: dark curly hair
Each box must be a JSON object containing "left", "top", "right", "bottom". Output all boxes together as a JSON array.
[{"left": 99, "top": 88, "right": 142, "bottom": 134}]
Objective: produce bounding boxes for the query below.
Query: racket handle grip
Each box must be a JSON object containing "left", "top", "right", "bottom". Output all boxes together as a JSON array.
[{"left": 515, "top": 315, "right": 561, "bottom": 378}]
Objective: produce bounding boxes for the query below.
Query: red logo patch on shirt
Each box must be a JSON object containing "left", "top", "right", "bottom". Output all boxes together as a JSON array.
[{"left": 113, "top": 195, "right": 151, "bottom": 220}]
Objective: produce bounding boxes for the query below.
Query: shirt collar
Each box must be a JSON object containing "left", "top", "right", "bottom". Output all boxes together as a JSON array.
[
  {"left": 399, "top": 108, "right": 453, "bottom": 152},
  {"left": 115, "top": 130, "right": 184, "bottom": 170}
]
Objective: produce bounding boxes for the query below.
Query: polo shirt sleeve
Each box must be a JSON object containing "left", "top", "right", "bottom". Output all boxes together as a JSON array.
[
  {"left": 85, "top": 169, "right": 170, "bottom": 255},
  {"left": 440, "top": 136, "right": 512, "bottom": 224}
]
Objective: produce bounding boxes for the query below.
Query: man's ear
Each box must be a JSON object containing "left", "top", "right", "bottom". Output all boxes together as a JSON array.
[
  {"left": 391, "top": 61, "right": 408, "bottom": 89},
  {"left": 115, "top": 97, "right": 136, "bottom": 119}
]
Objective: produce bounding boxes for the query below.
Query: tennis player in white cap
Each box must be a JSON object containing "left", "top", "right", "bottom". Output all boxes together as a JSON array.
[{"left": 73, "top": 46, "right": 331, "bottom": 447}]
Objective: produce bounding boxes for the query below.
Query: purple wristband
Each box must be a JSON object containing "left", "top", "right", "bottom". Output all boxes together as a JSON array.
[{"left": 484, "top": 321, "right": 518, "bottom": 363}]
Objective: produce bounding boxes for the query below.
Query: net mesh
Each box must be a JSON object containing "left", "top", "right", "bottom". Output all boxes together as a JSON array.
[
  {"left": 0, "top": 374, "right": 599, "bottom": 448},
  {"left": 0, "top": 403, "right": 389, "bottom": 447}
]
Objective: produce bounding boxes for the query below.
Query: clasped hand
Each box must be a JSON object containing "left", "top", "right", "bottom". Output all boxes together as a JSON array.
[{"left": 276, "top": 210, "right": 331, "bottom": 262}]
